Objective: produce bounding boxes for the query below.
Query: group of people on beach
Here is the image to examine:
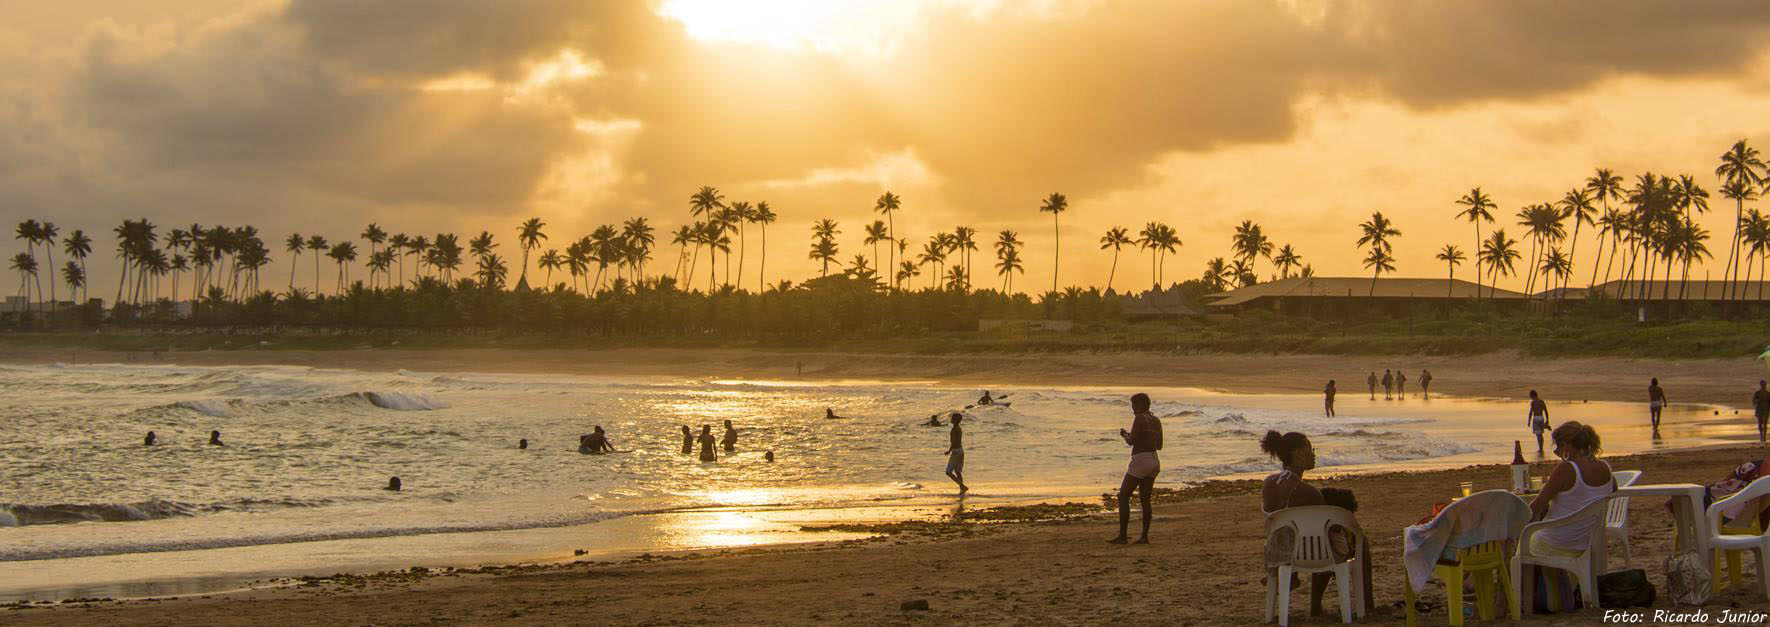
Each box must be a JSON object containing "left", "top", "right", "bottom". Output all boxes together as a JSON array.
[{"left": 1321, "top": 369, "right": 1434, "bottom": 417}]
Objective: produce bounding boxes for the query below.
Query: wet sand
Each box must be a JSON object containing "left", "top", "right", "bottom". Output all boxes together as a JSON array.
[
  {"left": 3, "top": 345, "right": 1764, "bottom": 407},
  {"left": 12, "top": 445, "right": 1770, "bottom": 625}
]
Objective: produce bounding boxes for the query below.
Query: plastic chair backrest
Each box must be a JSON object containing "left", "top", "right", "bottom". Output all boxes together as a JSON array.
[
  {"left": 1708, "top": 475, "right": 1770, "bottom": 530},
  {"left": 1430, "top": 490, "right": 1530, "bottom": 549},
  {"left": 1528, "top": 493, "right": 1613, "bottom": 556},
  {"left": 1606, "top": 470, "right": 1642, "bottom": 527},
  {"left": 1266, "top": 505, "right": 1362, "bottom": 569}
]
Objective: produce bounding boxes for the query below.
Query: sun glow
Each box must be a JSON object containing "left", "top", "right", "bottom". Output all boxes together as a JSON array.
[{"left": 656, "top": 0, "right": 930, "bottom": 56}]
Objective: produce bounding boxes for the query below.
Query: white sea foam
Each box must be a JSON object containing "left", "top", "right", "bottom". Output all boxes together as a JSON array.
[
  {"left": 358, "top": 391, "right": 449, "bottom": 411},
  {"left": 175, "top": 399, "right": 233, "bottom": 417}
]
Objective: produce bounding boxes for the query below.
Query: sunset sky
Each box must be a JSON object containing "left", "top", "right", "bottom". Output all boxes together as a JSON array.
[{"left": 7, "top": 0, "right": 1770, "bottom": 297}]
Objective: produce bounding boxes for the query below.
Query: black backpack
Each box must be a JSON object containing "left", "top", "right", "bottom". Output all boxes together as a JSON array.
[{"left": 1599, "top": 569, "right": 1656, "bottom": 608}]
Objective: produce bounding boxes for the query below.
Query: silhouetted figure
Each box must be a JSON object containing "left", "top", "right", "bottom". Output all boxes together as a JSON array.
[
  {"left": 1395, "top": 370, "right": 1407, "bottom": 398},
  {"left": 944, "top": 413, "right": 967, "bottom": 494},
  {"left": 825, "top": 408, "right": 844, "bottom": 419},
  {"left": 144, "top": 431, "right": 156, "bottom": 446},
  {"left": 698, "top": 425, "right": 717, "bottom": 461},
  {"left": 925, "top": 414, "right": 943, "bottom": 427},
  {"left": 1648, "top": 378, "right": 1667, "bottom": 433},
  {"left": 722, "top": 420, "right": 738, "bottom": 453},
  {"left": 1419, "top": 369, "right": 1433, "bottom": 399},
  {"left": 209, "top": 430, "right": 224, "bottom": 446},
  {"left": 519, "top": 438, "right": 528, "bottom": 450},
  {"left": 1527, "top": 390, "right": 1551, "bottom": 452},
  {"left": 765, "top": 451, "right": 775, "bottom": 463},
  {"left": 796, "top": 361, "right": 803, "bottom": 376},
  {"left": 1754, "top": 381, "right": 1770, "bottom": 444},
  {"left": 977, "top": 391, "right": 994, "bottom": 406},
  {"left": 681, "top": 425, "right": 694, "bottom": 454},
  {"left": 385, "top": 476, "right": 401, "bottom": 491},
  {"left": 1381, "top": 370, "right": 1394, "bottom": 400},
  {"left": 1109, "top": 393, "right": 1162, "bottom": 544},
  {"left": 581, "top": 426, "right": 614, "bottom": 454},
  {"left": 1323, "top": 380, "right": 1336, "bottom": 418},
  {"left": 1366, "top": 372, "right": 1377, "bottom": 400}
]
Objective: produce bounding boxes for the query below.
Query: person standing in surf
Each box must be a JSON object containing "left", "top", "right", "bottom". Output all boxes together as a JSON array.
[
  {"left": 1109, "top": 393, "right": 1162, "bottom": 545},
  {"left": 1323, "top": 380, "right": 1336, "bottom": 418},
  {"left": 944, "top": 412, "right": 968, "bottom": 494},
  {"left": 1395, "top": 370, "right": 1407, "bottom": 398},
  {"left": 1647, "top": 378, "right": 1667, "bottom": 434},
  {"left": 1419, "top": 369, "right": 1433, "bottom": 399},
  {"left": 1527, "top": 390, "right": 1551, "bottom": 453},
  {"left": 680, "top": 425, "right": 694, "bottom": 454},
  {"left": 581, "top": 426, "right": 614, "bottom": 454},
  {"left": 698, "top": 425, "right": 717, "bottom": 461},
  {"left": 1381, "top": 370, "right": 1394, "bottom": 400},
  {"left": 1754, "top": 381, "right": 1770, "bottom": 444},
  {"left": 721, "top": 420, "right": 738, "bottom": 453}
]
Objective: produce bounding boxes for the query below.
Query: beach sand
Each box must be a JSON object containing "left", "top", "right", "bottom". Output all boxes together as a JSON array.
[
  {"left": 3, "top": 345, "right": 1763, "bottom": 407},
  {"left": 12, "top": 445, "right": 1770, "bottom": 625}
]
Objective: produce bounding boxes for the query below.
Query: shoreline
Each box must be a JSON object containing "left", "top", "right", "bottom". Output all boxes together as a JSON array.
[
  {"left": 15, "top": 444, "right": 1770, "bottom": 625},
  {"left": 2, "top": 344, "right": 1764, "bottom": 407}
]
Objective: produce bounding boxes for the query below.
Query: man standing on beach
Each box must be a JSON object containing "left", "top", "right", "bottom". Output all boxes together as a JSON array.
[
  {"left": 1754, "top": 381, "right": 1770, "bottom": 444},
  {"left": 1527, "top": 390, "right": 1551, "bottom": 452},
  {"left": 1395, "top": 370, "right": 1407, "bottom": 398},
  {"left": 1109, "top": 393, "right": 1162, "bottom": 545},
  {"left": 1648, "top": 378, "right": 1667, "bottom": 434},
  {"left": 1420, "top": 369, "right": 1433, "bottom": 399},
  {"left": 1324, "top": 380, "right": 1336, "bottom": 417},
  {"left": 1367, "top": 372, "right": 1377, "bottom": 400},
  {"left": 1381, "top": 370, "right": 1394, "bottom": 400},
  {"left": 944, "top": 412, "right": 968, "bottom": 494}
]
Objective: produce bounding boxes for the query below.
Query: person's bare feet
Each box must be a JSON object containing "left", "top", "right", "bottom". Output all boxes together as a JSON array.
[
  {"left": 1106, "top": 536, "right": 1128, "bottom": 544},
  {"left": 1134, "top": 536, "right": 1149, "bottom": 544}
]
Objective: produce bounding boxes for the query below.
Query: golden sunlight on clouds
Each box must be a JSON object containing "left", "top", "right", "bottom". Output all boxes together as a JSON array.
[
  {"left": 657, "top": 0, "right": 933, "bottom": 56},
  {"left": 760, "top": 149, "right": 938, "bottom": 190},
  {"left": 418, "top": 49, "right": 600, "bottom": 101}
]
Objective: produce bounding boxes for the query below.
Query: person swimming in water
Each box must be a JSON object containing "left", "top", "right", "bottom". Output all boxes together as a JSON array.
[
  {"left": 698, "top": 425, "right": 717, "bottom": 461},
  {"left": 519, "top": 438, "right": 528, "bottom": 450},
  {"left": 385, "top": 476, "right": 402, "bottom": 491},
  {"left": 825, "top": 408, "right": 845, "bottom": 419},
  {"left": 581, "top": 426, "right": 615, "bottom": 454},
  {"left": 680, "top": 425, "right": 694, "bottom": 455},
  {"left": 944, "top": 412, "right": 968, "bottom": 494},
  {"left": 926, "top": 414, "right": 943, "bottom": 427},
  {"left": 722, "top": 420, "right": 738, "bottom": 453},
  {"left": 144, "top": 431, "right": 156, "bottom": 446},
  {"left": 209, "top": 430, "right": 224, "bottom": 446},
  {"left": 765, "top": 451, "right": 775, "bottom": 463}
]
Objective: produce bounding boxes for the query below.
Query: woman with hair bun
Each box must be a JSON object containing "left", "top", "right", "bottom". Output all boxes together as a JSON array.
[{"left": 1260, "top": 430, "right": 1371, "bottom": 616}]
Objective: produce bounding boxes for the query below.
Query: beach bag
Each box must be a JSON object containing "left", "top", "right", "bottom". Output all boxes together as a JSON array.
[
  {"left": 1665, "top": 550, "right": 1712, "bottom": 606},
  {"left": 1598, "top": 569, "right": 1655, "bottom": 608}
]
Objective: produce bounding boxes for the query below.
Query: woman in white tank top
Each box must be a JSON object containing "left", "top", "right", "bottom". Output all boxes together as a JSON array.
[{"left": 1528, "top": 421, "right": 1614, "bottom": 552}]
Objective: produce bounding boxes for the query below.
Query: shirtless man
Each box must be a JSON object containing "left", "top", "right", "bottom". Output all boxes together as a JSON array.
[
  {"left": 1526, "top": 390, "right": 1551, "bottom": 452},
  {"left": 1394, "top": 370, "right": 1407, "bottom": 398},
  {"left": 944, "top": 413, "right": 968, "bottom": 494},
  {"left": 1419, "top": 369, "right": 1433, "bottom": 399},
  {"left": 1754, "top": 381, "right": 1770, "bottom": 444},
  {"left": 977, "top": 391, "right": 995, "bottom": 406},
  {"left": 1323, "top": 380, "right": 1336, "bottom": 418},
  {"left": 1648, "top": 378, "right": 1667, "bottom": 433},
  {"left": 580, "top": 426, "right": 615, "bottom": 454},
  {"left": 1366, "top": 372, "right": 1378, "bottom": 400},
  {"left": 1381, "top": 370, "right": 1394, "bottom": 400}
]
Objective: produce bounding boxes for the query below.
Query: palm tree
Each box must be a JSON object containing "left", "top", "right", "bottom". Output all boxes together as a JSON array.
[
  {"left": 566, "top": 238, "right": 592, "bottom": 292},
  {"left": 1480, "top": 229, "right": 1521, "bottom": 294},
  {"left": 727, "top": 201, "right": 753, "bottom": 287},
  {"left": 11, "top": 253, "right": 38, "bottom": 305},
  {"left": 1744, "top": 209, "right": 1770, "bottom": 300},
  {"left": 405, "top": 235, "right": 429, "bottom": 280},
  {"left": 953, "top": 226, "right": 978, "bottom": 292},
  {"left": 1539, "top": 248, "right": 1571, "bottom": 299},
  {"left": 475, "top": 253, "right": 509, "bottom": 289},
  {"left": 1435, "top": 244, "right": 1465, "bottom": 296},
  {"left": 305, "top": 235, "right": 328, "bottom": 294},
  {"left": 517, "top": 218, "right": 547, "bottom": 284},
  {"left": 1202, "top": 257, "right": 1230, "bottom": 292},
  {"left": 810, "top": 219, "right": 840, "bottom": 277},
  {"left": 864, "top": 220, "right": 890, "bottom": 278},
  {"left": 1272, "top": 244, "right": 1302, "bottom": 280},
  {"left": 38, "top": 222, "right": 58, "bottom": 308},
  {"left": 1229, "top": 259, "right": 1256, "bottom": 288},
  {"left": 328, "top": 242, "right": 358, "bottom": 294},
  {"left": 1231, "top": 220, "right": 1272, "bottom": 280},
  {"left": 588, "top": 225, "right": 619, "bottom": 290},
  {"left": 1557, "top": 188, "right": 1594, "bottom": 292},
  {"left": 13, "top": 220, "right": 42, "bottom": 308},
  {"left": 690, "top": 186, "right": 726, "bottom": 283},
  {"left": 1717, "top": 140, "right": 1766, "bottom": 298},
  {"left": 61, "top": 261, "right": 84, "bottom": 305},
  {"left": 469, "top": 231, "right": 496, "bottom": 262},
  {"left": 170, "top": 254, "right": 188, "bottom": 302},
  {"left": 622, "top": 217, "right": 654, "bottom": 282},
  {"left": 753, "top": 201, "right": 776, "bottom": 292},
  {"left": 1038, "top": 192, "right": 1068, "bottom": 293},
  {"left": 994, "top": 231, "right": 1024, "bottom": 293},
  {"left": 1455, "top": 188, "right": 1497, "bottom": 297},
  {"left": 361, "top": 223, "right": 388, "bottom": 269},
  {"left": 875, "top": 191, "right": 902, "bottom": 288},
  {"left": 1585, "top": 168, "right": 1625, "bottom": 287},
  {"left": 535, "top": 249, "right": 563, "bottom": 288},
  {"left": 1356, "top": 211, "right": 1401, "bottom": 296},
  {"left": 1099, "top": 227, "right": 1132, "bottom": 291},
  {"left": 284, "top": 234, "right": 304, "bottom": 289},
  {"left": 897, "top": 260, "right": 920, "bottom": 289},
  {"left": 387, "top": 233, "right": 410, "bottom": 286},
  {"left": 62, "top": 229, "right": 91, "bottom": 303},
  {"left": 669, "top": 226, "right": 694, "bottom": 285}
]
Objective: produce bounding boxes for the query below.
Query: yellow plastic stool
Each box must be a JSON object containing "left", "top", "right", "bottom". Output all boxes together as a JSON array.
[{"left": 1404, "top": 539, "right": 1518, "bottom": 626}]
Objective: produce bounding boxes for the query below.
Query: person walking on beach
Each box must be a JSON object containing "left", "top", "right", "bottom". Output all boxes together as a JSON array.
[
  {"left": 698, "top": 425, "right": 717, "bottom": 461},
  {"left": 1381, "top": 370, "right": 1394, "bottom": 400},
  {"left": 1527, "top": 390, "right": 1551, "bottom": 452},
  {"left": 1395, "top": 370, "right": 1407, "bottom": 398},
  {"left": 1420, "top": 369, "right": 1433, "bottom": 399},
  {"left": 1648, "top": 378, "right": 1667, "bottom": 433},
  {"left": 1323, "top": 380, "right": 1336, "bottom": 418},
  {"left": 721, "top": 420, "right": 738, "bottom": 453},
  {"left": 1109, "top": 393, "right": 1162, "bottom": 545},
  {"left": 1367, "top": 372, "right": 1378, "bottom": 400},
  {"left": 680, "top": 425, "right": 694, "bottom": 454},
  {"left": 1754, "top": 381, "right": 1770, "bottom": 444},
  {"left": 944, "top": 412, "right": 968, "bottom": 494}
]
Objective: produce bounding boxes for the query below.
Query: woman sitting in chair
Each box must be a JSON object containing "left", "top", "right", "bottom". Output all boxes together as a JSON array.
[
  {"left": 1528, "top": 422, "right": 1615, "bottom": 553},
  {"left": 1261, "top": 430, "right": 1371, "bottom": 616}
]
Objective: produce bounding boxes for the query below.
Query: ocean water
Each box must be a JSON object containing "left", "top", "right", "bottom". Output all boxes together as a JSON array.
[{"left": 0, "top": 362, "right": 1751, "bottom": 599}]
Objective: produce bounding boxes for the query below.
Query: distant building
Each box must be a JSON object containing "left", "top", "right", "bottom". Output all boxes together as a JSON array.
[
  {"left": 1205, "top": 277, "right": 1527, "bottom": 315},
  {"left": 978, "top": 319, "right": 1076, "bottom": 332},
  {"left": 1117, "top": 286, "right": 1202, "bottom": 320},
  {"left": 1, "top": 296, "right": 25, "bottom": 313},
  {"left": 1540, "top": 280, "right": 1770, "bottom": 303}
]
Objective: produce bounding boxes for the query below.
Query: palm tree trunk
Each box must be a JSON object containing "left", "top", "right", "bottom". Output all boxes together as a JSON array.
[
  {"left": 887, "top": 215, "right": 896, "bottom": 290},
  {"left": 1726, "top": 199, "right": 1743, "bottom": 300},
  {"left": 1051, "top": 214, "right": 1060, "bottom": 294},
  {"left": 759, "top": 225, "right": 768, "bottom": 292},
  {"left": 1565, "top": 219, "right": 1580, "bottom": 293},
  {"left": 736, "top": 223, "right": 746, "bottom": 288},
  {"left": 1473, "top": 222, "right": 1483, "bottom": 300},
  {"left": 1107, "top": 249, "right": 1119, "bottom": 291},
  {"left": 1446, "top": 263, "right": 1454, "bottom": 297}
]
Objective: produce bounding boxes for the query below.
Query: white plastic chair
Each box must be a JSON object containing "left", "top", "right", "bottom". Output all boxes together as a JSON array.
[
  {"left": 1605, "top": 470, "right": 1643, "bottom": 567},
  {"left": 1265, "top": 505, "right": 1366, "bottom": 625},
  {"left": 1706, "top": 475, "right": 1770, "bottom": 600},
  {"left": 1512, "top": 495, "right": 1612, "bottom": 612}
]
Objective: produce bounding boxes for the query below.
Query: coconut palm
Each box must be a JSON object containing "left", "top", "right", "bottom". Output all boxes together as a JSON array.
[
  {"left": 669, "top": 226, "right": 694, "bottom": 285},
  {"left": 1557, "top": 188, "right": 1595, "bottom": 292},
  {"left": 1099, "top": 227, "right": 1132, "bottom": 291},
  {"left": 1272, "top": 244, "right": 1302, "bottom": 280},
  {"left": 919, "top": 237, "right": 948, "bottom": 289},
  {"left": 535, "top": 249, "right": 563, "bottom": 289},
  {"left": 405, "top": 235, "right": 430, "bottom": 280},
  {"left": 387, "top": 233, "right": 410, "bottom": 286},
  {"left": 38, "top": 222, "right": 58, "bottom": 308},
  {"left": 622, "top": 217, "right": 654, "bottom": 282},
  {"left": 9, "top": 252, "right": 36, "bottom": 305},
  {"left": 474, "top": 253, "right": 508, "bottom": 289},
  {"left": 863, "top": 220, "right": 890, "bottom": 278},
  {"left": 1231, "top": 220, "right": 1272, "bottom": 280},
  {"left": 953, "top": 226, "right": 978, "bottom": 292},
  {"left": 1455, "top": 188, "right": 1497, "bottom": 297},
  {"left": 1436, "top": 244, "right": 1465, "bottom": 296},
  {"left": 1585, "top": 168, "right": 1625, "bottom": 287},
  {"left": 61, "top": 261, "right": 84, "bottom": 304},
  {"left": 362, "top": 223, "right": 388, "bottom": 268},
  {"left": 470, "top": 231, "right": 497, "bottom": 262},
  {"left": 753, "top": 201, "right": 777, "bottom": 292},
  {"left": 896, "top": 260, "right": 920, "bottom": 289},
  {"left": 13, "top": 220, "right": 42, "bottom": 308},
  {"left": 1038, "top": 192, "right": 1068, "bottom": 293},
  {"left": 305, "top": 235, "right": 328, "bottom": 294},
  {"left": 1744, "top": 209, "right": 1770, "bottom": 300},
  {"left": 62, "top": 229, "right": 91, "bottom": 302},
  {"left": 1202, "top": 257, "right": 1230, "bottom": 292},
  {"left": 810, "top": 219, "right": 840, "bottom": 277},
  {"left": 327, "top": 242, "right": 358, "bottom": 294},
  {"left": 994, "top": 231, "right": 1024, "bottom": 293},
  {"left": 1480, "top": 229, "right": 1520, "bottom": 295},
  {"left": 284, "top": 234, "right": 304, "bottom": 289},
  {"left": 516, "top": 218, "right": 546, "bottom": 283},
  {"left": 1356, "top": 211, "right": 1401, "bottom": 295},
  {"left": 1229, "top": 259, "right": 1256, "bottom": 288},
  {"left": 875, "top": 192, "right": 902, "bottom": 288},
  {"left": 1717, "top": 140, "right": 1766, "bottom": 297},
  {"left": 726, "top": 201, "right": 753, "bottom": 286},
  {"left": 1539, "top": 248, "right": 1571, "bottom": 299}
]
